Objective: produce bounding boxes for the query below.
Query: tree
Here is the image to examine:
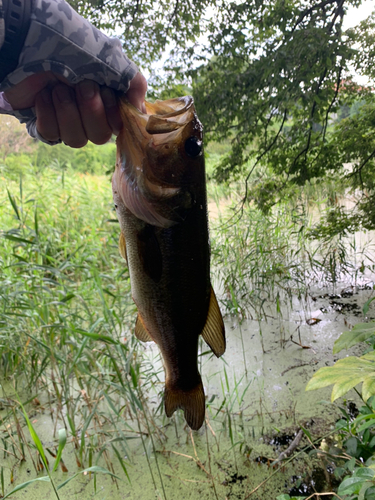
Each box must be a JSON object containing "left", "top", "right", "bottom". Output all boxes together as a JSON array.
[{"left": 69, "top": 0, "right": 375, "bottom": 227}]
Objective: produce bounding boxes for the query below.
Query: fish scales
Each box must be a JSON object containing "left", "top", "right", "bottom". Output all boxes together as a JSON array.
[{"left": 112, "top": 96, "right": 226, "bottom": 430}]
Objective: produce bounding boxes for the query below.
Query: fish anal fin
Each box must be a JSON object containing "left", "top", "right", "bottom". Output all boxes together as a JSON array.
[
  {"left": 118, "top": 232, "right": 127, "bottom": 262},
  {"left": 201, "top": 287, "right": 226, "bottom": 358},
  {"left": 135, "top": 314, "right": 154, "bottom": 343},
  {"left": 164, "top": 379, "right": 205, "bottom": 430}
]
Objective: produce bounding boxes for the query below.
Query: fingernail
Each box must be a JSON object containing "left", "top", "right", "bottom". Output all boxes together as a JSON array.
[
  {"left": 40, "top": 88, "right": 52, "bottom": 105},
  {"left": 78, "top": 80, "right": 96, "bottom": 101},
  {"left": 101, "top": 87, "right": 116, "bottom": 108},
  {"left": 55, "top": 85, "right": 73, "bottom": 104}
]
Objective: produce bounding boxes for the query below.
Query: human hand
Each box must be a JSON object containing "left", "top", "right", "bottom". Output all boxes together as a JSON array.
[{"left": 3, "top": 72, "right": 147, "bottom": 148}]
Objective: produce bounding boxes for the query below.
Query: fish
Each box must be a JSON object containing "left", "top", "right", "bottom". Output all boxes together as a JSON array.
[{"left": 112, "top": 96, "right": 226, "bottom": 430}]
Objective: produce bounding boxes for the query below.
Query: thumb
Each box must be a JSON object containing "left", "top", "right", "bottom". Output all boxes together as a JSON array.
[{"left": 126, "top": 72, "right": 147, "bottom": 113}]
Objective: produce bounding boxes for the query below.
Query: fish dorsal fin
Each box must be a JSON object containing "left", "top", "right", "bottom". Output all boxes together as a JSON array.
[
  {"left": 201, "top": 287, "right": 226, "bottom": 358},
  {"left": 135, "top": 314, "right": 154, "bottom": 342},
  {"left": 119, "top": 232, "right": 127, "bottom": 262}
]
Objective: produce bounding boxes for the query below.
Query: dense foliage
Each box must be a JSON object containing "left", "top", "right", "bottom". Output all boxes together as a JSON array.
[{"left": 68, "top": 0, "right": 375, "bottom": 231}]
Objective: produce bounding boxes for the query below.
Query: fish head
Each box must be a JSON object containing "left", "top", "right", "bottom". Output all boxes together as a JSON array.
[{"left": 113, "top": 96, "right": 204, "bottom": 228}]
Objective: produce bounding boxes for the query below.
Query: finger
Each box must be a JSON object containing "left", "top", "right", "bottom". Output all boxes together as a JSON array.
[
  {"left": 35, "top": 88, "right": 60, "bottom": 143},
  {"left": 126, "top": 73, "right": 147, "bottom": 113},
  {"left": 4, "top": 72, "right": 59, "bottom": 110},
  {"left": 52, "top": 84, "right": 88, "bottom": 148},
  {"left": 100, "top": 87, "right": 122, "bottom": 136},
  {"left": 76, "top": 80, "right": 112, "bottom": 145}
]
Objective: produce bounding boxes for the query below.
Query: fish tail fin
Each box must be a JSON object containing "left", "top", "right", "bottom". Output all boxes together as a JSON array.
[{"left": 164, "top": 379, "right": 205, "bottom": 430}]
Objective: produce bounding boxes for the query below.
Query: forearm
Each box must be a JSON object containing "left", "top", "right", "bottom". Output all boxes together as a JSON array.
[
  {"left": 0, "top": 0, "right": 138, "bottom": 93},
  {"left": 0, "top": 0, "right": 4, "bottom": 52},
  {"left": 0, "top": 0, "right": 32, "bottom": 86},
  {"left": 0, "top": 0, "right": 146, "bottom": 147}
]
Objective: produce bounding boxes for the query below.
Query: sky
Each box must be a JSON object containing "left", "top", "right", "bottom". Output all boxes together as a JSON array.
[
  {"left": 343, "top": 0, "right": 375, "bottom": 85},
  {"left": 343, "top": 0, "right": 375, "bottom": 29}
]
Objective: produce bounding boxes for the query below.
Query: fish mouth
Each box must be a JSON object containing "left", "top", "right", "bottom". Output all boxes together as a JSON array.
[
  {"left": 114, "top": 96, "right": 203, "bottom": 228},
  {"left": 119, "top": 95, "right": 199, "bottom": 141},
  {"left": 144, "top": 96, "right": 195, "bottom": 135}
]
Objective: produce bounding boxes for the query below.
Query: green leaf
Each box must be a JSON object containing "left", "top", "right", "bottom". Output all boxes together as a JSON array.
[
  {"left": 79, "top": 399, "right": 100, "bottom": 457},
  {"left": 362, "top": 375, "right": 375, "bottom": 402},
  {"left": 111, "top": 444, "right": 131, "bottom": 482},
  {"left": 53, "top": 428, "right": 67, "bottom": 472},
  {"left": 16, "top": 396, "right": 61, "bottom": 498},
  {"left": 65, "top": 337, "right": 88, "bottom": 379},
  {"left": 338, "top": 476, "right": 368, "bottom": 495},
  {"left": 300, "top": 425, "right": 312, "bottom": 442},
  {"left": 18, "top": 402, "right": 49, "bottom": 469},
  {"left": 1, "top": 467, "right": 4, "bottom": 497},
  {"left": 355, "top": 468, "right": 375, "bottom": 478},
  {"left": 306, "top": 355, "right": 375, "bottom": 402},
  {"left": 2, "top": 234, "right": 35, "bottom": 245},
  {"left": 3, "top": 477, "right": 50, "bottom": 499},
  {"left": 361, "top": 351, "right": 375, "bottom": 361},
  {"left": 60, "top": 293, "right": 75, "bottom": 303},
  {"left": 359, "top": 481, "right": 375, "bottom": 500},
  {"left": 353, "top": 414, "right": 375, "bottom": 432},
  {"left": 346, "top": 437, "right": 358, "bottom": 457},
  {"left": 363, "top": 299, "right": 375, "bottom": 316},
  {"left": 333, "top": 322, "right": 375, "bottom": 354},
  {"left": 34, "top": 208, "right": 39, "bottom": 236},
  {"left": 76, "top": 329, "right": 117, "bottom": 345},
  {"left": 57, "top": 466, "right": 121, "bottom": 490},
  {"left": 332, "top": 376, "right": 367, "bottom": 401},
  {"left": 7, "top": 188, "right": 20, "bottom": 220}
]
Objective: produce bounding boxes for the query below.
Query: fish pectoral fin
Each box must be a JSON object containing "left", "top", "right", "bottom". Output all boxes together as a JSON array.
[
  {"left": 201, "top": 287, "right": 226, "bottom": 358},
  {"left": 118, "top": 232, "right": 127, "bottom": 262},
  {"left": 164, "top": 379, "right": 205, "bottom": 431},
  {"left": 135, "top": 314, "right": 154, "bottom": 342}
]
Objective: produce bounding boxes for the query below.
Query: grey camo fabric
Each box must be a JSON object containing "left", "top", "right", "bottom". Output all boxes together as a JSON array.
[
  {"left": 0, "top": 0, "right": 4, "bottom": 50},
  {"left": 0, "top": 0, "right": 139, "bottom": 144}
]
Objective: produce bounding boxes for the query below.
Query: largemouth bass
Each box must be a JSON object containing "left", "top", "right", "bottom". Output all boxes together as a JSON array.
[{"left": 112, "top": 96, "right": 225, "bottom": 430}]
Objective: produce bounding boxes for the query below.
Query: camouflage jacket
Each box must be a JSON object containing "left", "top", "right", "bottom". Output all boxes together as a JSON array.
[
  {"left": 0, "top": 0, "right": 139, "bottom": 144},
  {"left": 0, "top": 0, "right": 4, "bottom": 50}
]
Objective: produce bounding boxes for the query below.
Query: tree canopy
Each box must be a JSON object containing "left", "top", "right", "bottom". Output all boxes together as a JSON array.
[{"left": 69, "top": 0, "right": 375, "bottom": 231}]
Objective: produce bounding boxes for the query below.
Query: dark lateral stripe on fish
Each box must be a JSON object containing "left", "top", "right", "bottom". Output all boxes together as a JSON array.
[
  {"left": 201, "top": 287, "right": 226, "bottom": 358},
  {"left": 164, "top": 380, "right": 205, "bottom": 431}
]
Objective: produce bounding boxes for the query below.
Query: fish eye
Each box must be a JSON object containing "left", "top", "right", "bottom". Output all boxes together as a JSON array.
[{"left": 185, "top": 136, "right": 202, "bottom": 157}]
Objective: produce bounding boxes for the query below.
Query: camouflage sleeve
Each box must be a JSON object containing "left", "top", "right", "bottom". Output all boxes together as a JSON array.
[
  {"left": 0, "top": 0, "right": 139, "bottom": 143},
  {"left": 0, "top": 0, "right": 4, "bottom": 50}
]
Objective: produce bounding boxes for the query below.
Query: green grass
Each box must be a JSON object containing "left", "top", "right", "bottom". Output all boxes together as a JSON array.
[{"left": 0, "top": 166, "right": 154, "bottom": 487}]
